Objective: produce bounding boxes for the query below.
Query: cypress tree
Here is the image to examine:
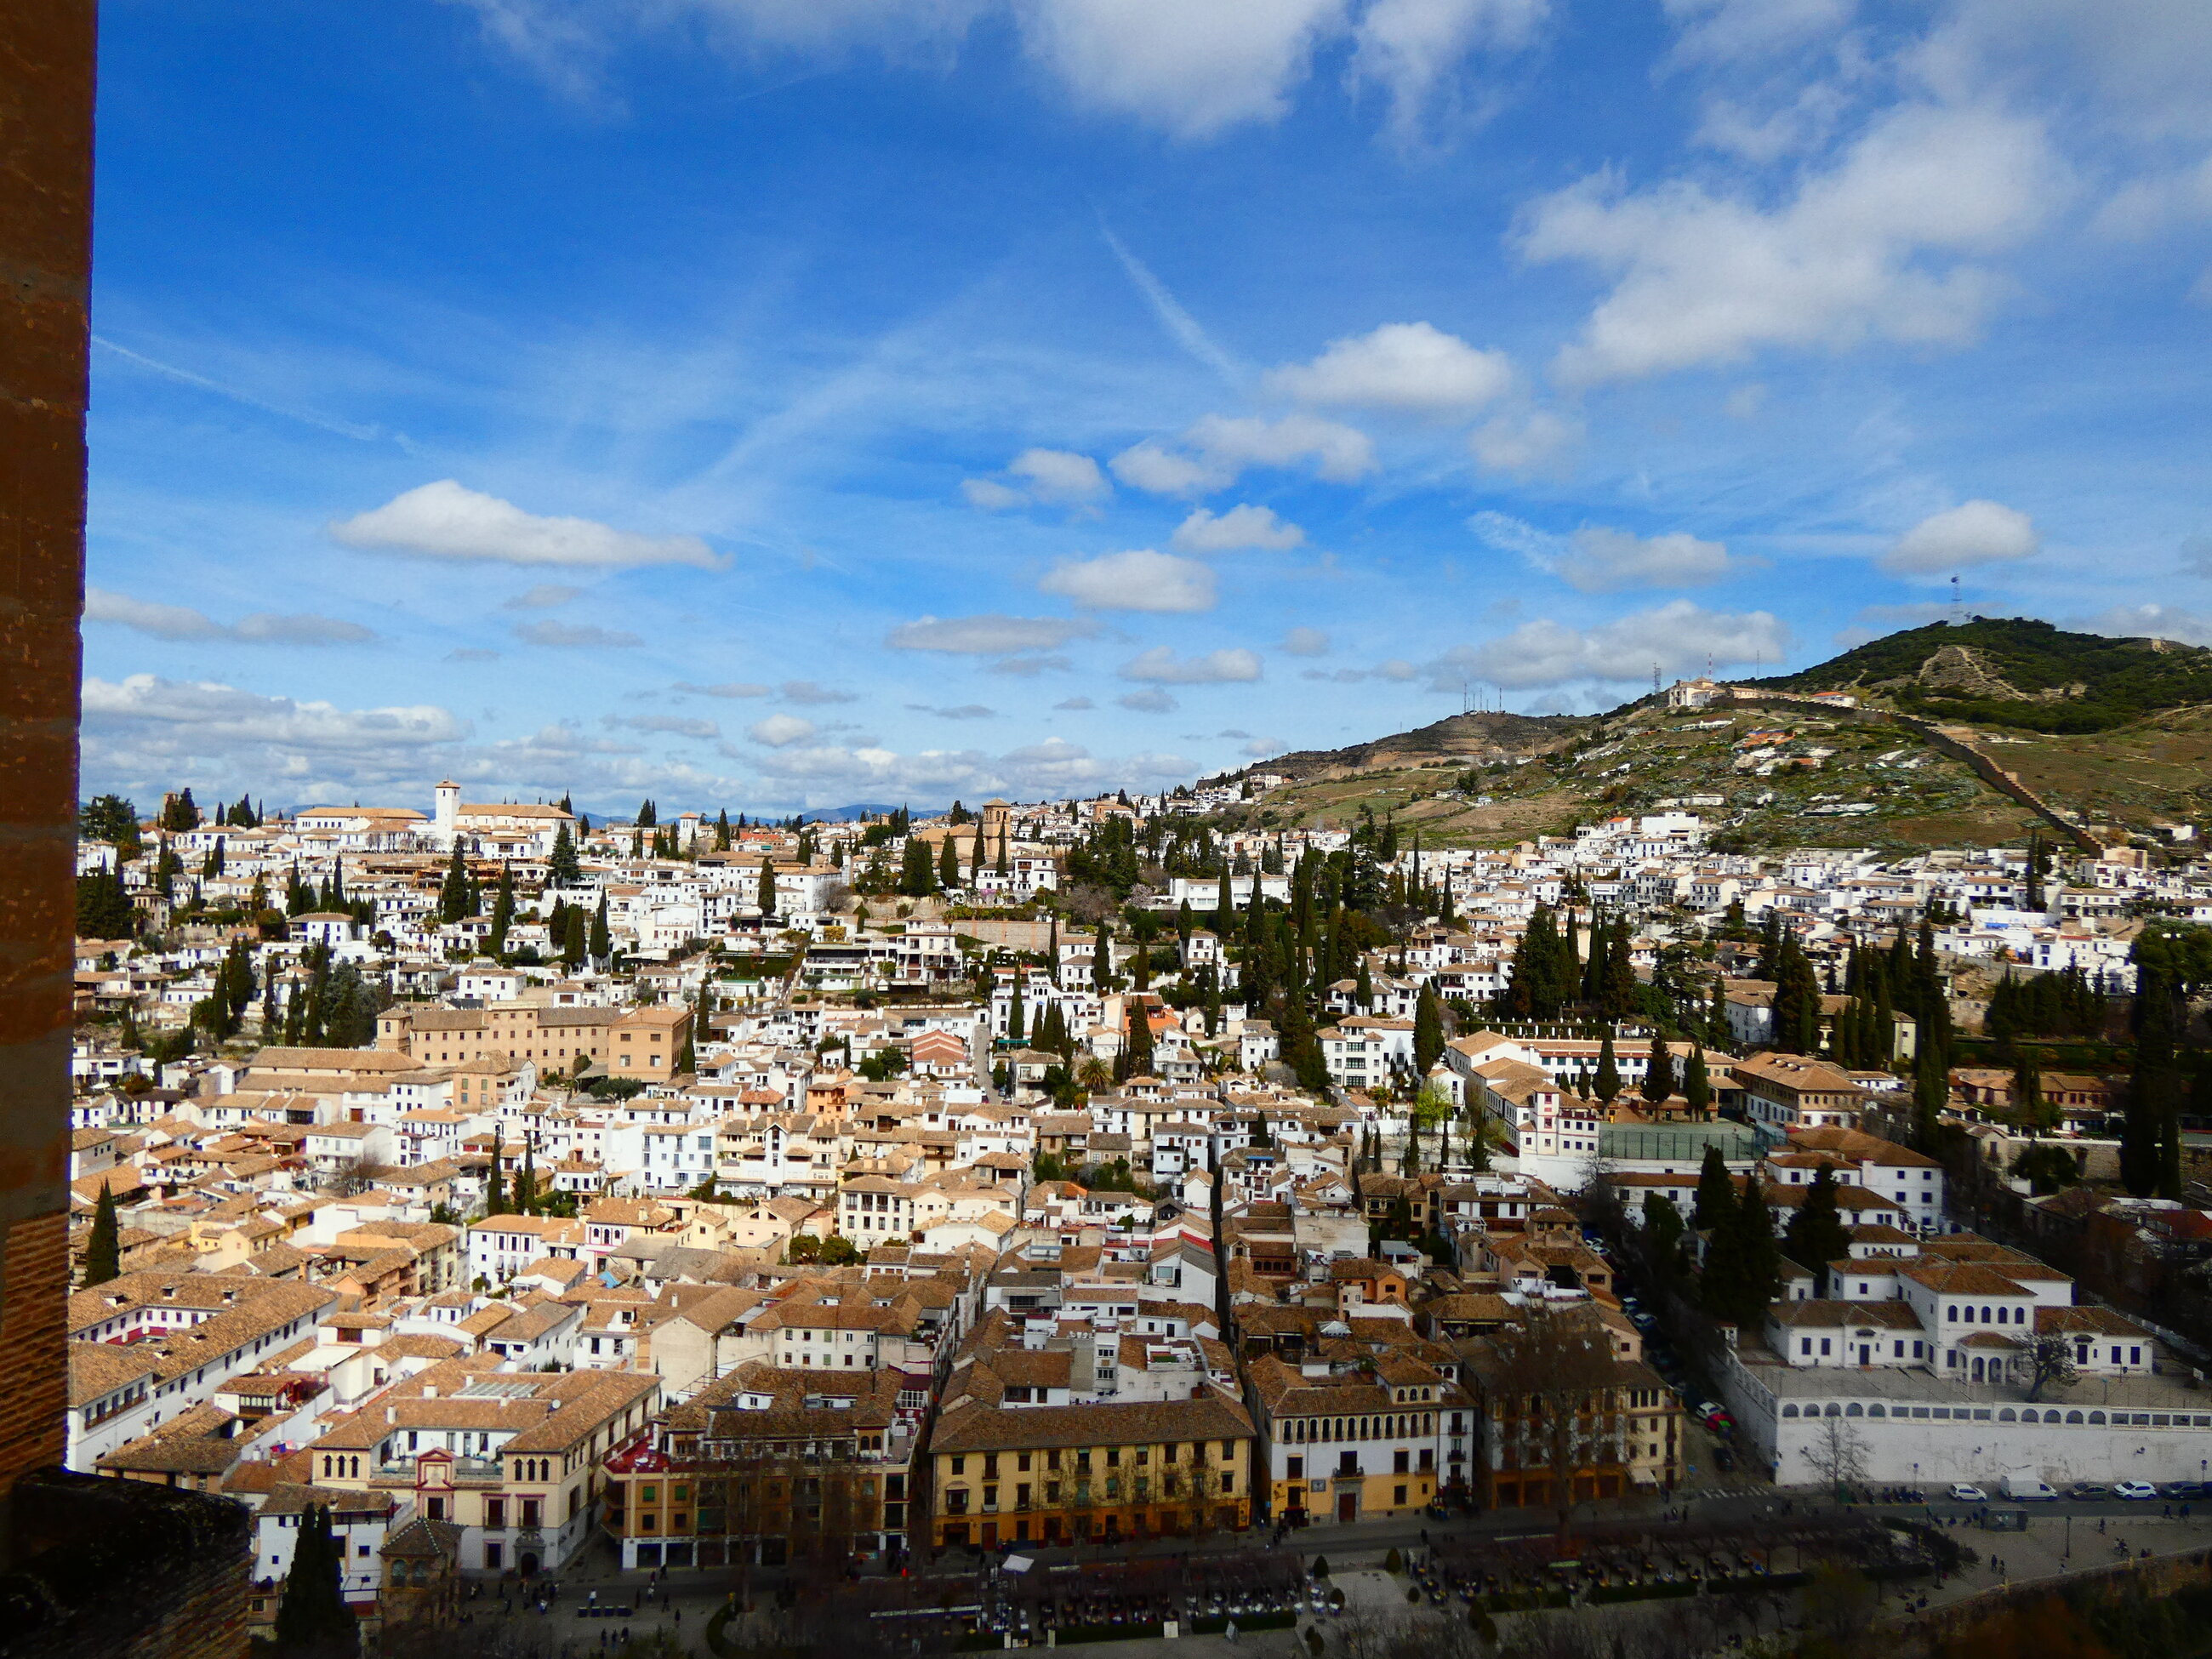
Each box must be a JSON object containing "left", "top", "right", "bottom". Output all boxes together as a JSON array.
[
  {"left": 1692, "top": 1143, "right": 1736, "bottom": 1231},
  {"left": 1783, "top": 1166, "right": 1852, "bottom": 1285},
  {"left": 1593, "top": 1032, "right": 1621, "bottom": 1102},
  {"left": 1645, "top": 1035, "right": 1675, "bottom": 1104},
  {"left": 1213, "top": 861, "right": 1234, "bottom": 937},
  {"left": 1684, "top": 1046, "right": 1711, "bottom": 1119},
  {"left": 590, "top": 894, "right": 612, "bottom": 960},
  {"left": 1413, "top": 983, "right": 1445, "bottom": 1077},
  {"left": 83, "top": 1181, "right": 121, "bottom": 1286},
  {"left": 548, "top": 821, "right": 580, "bottom": 887},
  {"left": 273, "top": 1502, "right": 356, "bottom": 1656}
]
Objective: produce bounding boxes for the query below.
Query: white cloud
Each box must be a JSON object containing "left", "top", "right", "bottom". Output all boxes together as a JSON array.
[
  {"left": 1018, "top": 0, "right": 1348, "bottom": 139},
  {"left": 748, "top": 713, "right": 818, "bottom": 747},
  {"left": 1187, "top": 413, "right": 1377, "bottom": 482},
  {"left": 607, "top": 713, "right": 720, "bottom": 738},
  {"left": 675, "top": 680, "right": 772, "bottom": 698},
  {"left": 1268, "top": 321, "right": 1514, "bottom": 413},
  {"left": 1240, "top": 735, "right": 1287, "bottom": 757},
  {"left": 1120, "top": 646, "right": 1264, "bottom": 684},
  {"left": 1099, "top": 224, "right": 1242, "bottom": 384},
  {"left": 1473, "top": 516, "right": 1753, "bottom": 593},
  {"left": 779, "top": 680, "right": 858, "bottom": 704},
  {"left": 1117, "top": 687, "right": 1180, "bottom": 713},
  {"left": 503, "top": 583, "right": 582, "bottom": 610},
  {"left": 961, "top": 477, "right": 1028, "bottom": 510},
  {"left": 1881, "top": 499, "right": 2040, "bottom": 573},
  {"left": 1009, "top": 446, "right": 1110, "bottom": 503},
  {"left": 1280, "top": 626, "right": 1331, "bottom": 657},
  {"left": 1661, "top": 0, "right": 1853, "bottom": 66},
  {"left": 1112, "top": 413, "right": 1377, "bottom": 499},
  {"left": 965, "top": 448, "right": 1111, "bottom": 510},
  {"left": 1109, "top": 440, "right": 1229, "bottom": 497},
  {"left": 85, "top": 587, "right": 374, "bottom": 646},
  {"left": 909, "top": 703, "right": 998, "bottom": 720},
  {"left": 1038, "top": 549, "right": 1217, "bottom": 613},
  {"left": 331, "top": 479, "right": 719, "bottom": 568},
  {"left": 1372, "top": 658, "right": 1418, "bottom": 680},
  {"left": 80, "top": 674, "right": 467, "bottom": 797},
  {"left": 1520, "top": 103, "right": 2061, "bottom": 385},
  {"left": 1468, "top": 407, "right": 1582, "bottom": 474},
  {"left": 513, "top": 619, "right": 643, "bottom": 647},
  {"left": 2070, "top": 602, "right": 2212, "bottom": 647},
  {"left": 1432, "top": 600, "right": 1791, "bottom": 689},
  {"left": 1172, "top": 505, "right": 1306, "bottom": 553},
  {"left": 885, "top": 613, "right": 1102, "bottom": 653},
  {"left": 1055, "top": 696, "right": 1096, "bottom": 710},
  {"left": 1349, "top": 0, "right": 1551, "bottom": 145},
  {"left": 987, "top": 654, "right": 1073, "bottom": 676}
]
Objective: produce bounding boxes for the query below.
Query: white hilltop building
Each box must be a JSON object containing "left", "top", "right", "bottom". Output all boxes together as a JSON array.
[{"left": 432, "top": 780, "right": 574, "bottom": 857}]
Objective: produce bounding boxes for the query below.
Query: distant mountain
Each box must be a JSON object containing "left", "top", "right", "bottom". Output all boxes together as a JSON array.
[
  {"left": 1245, "top": 709, "right": 1586, "bottom": 780},
  {"left": 1743, "top": 617, "right": 2212, "bottom": 734},
  {"left": 796, "top": 802, "right": 936, "bottom": 824}
]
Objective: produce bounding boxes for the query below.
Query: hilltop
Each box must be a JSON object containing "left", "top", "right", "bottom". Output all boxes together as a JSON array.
[
  {"left": 1224, "top": 618, "right": 2212, "bottom": 851},
  {"left": 1746, "top": 616, "right": 2212, "bottom": 734}
]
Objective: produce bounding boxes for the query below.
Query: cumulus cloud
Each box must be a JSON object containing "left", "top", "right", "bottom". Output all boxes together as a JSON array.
[
  {"left": 1432, "top": 600, "right": 1791, "bottom": 689},
  {"left": 1240, "top": 735, "right": 1288, "bottom": 757},
  {"left": 675, "top": 680, "right": 772, "bottom": 698},
  {"left": 1109, "top": 440, "right": 1227, "bottom": 498},
  {"left": 1120, "top": 646, "right": 1264, "bottom": 683},
  {"left": 85, "top": 587, "right": 375, "bottom": 646},
  {"left": 81, "top": 674, "right": 467, "bottom": 796},
  {"left": 962, "top": 448, "right": 1110, "bottom": 510},
  {"left": 606, "top": 713, "right": 719, "bottom": 738},
  {"left": 332, "top": 480, "right": 718, "bottom": 569},
  {"left": 1172, "top": 505, "right": 1306, "bottom": 553},
  {"left": 503, "top": 583, "right": 582, "bottom": 610},
  {"left": 1881, "top": 499, "right": 2040, "bottom": 573},
  {"left": 1111, "top": 413, "right": 1376, "bottom": 498},
  {"left": 780, "top": 680, "right": 857, "bottom": 704},
  {"left": 1471, "top": 513, "right": 1751, "bottom": 592},
  {"left": 1117, "top": 687, "right": 1180, "bottom": 713},
  {"left": 2069, "top": 602, "right": 2212, "bottom": 647},
  {"left": 1011, "top": 447, "right": 1109, "bottom": 503},
  {"left": 1661, "top": 0, "right": 1852, "bottom": 66},
  {"left": 1520, "top": 103, "right": 2060, "bottom": 385},
  {"left": 513, "top": 619, "right": 642, "bottom": 648},
  {"left": 1268, "top": 321, "right": 1514, "bottom": 413},
  {"left": 1468, "top": 407, "right": 1582, "bottom": 474},
  {"left": 1055, "top": 696, "right": 1097, "bottom": 710},
  {"left": 748, "top": 713, "right": 818, "bottom": 747},
  {"left": 886, "top": 613, "right": 1103, "bottom": 654},
  {"left": 1018, "top": 0, "right": 1347, "bottom": 139},
  {"left": 1038, "top": 549, "right": 1217, "bottom": 613},
  {"left": 961, "top": 478, "right": 1029, "bottom": 511},
  {"left": 1280, "top": 626, "right": 1331, "bottom": 657},
  {"left": 1350, "top": 0, "right": 1551, "bottom": 144}
]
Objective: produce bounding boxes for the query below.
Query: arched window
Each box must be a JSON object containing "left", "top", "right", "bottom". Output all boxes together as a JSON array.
[
  {"left": 1946, "top": 1305, "right": 1957, "bottom": 1321},
  {"left": 2089, "top": 1411, "right": 2106, "bottom": 1424},
  {"left": 1867, "top": 1405, "right": 1885, "bottom": 1418},
  {"left": 1845, "top": 1403, "right": 1863, "bottom": 1417},
  {"left": 1781, "top": 1404, "right": 1799, "bottom": 1418},
  {"left": 1825, "top": 1403, "right": 1842, "bottom": 1417},
  {"left": 2067, "top": 1411, "right": 2084, "bottom": 1424},
  {"left": 1998, "top": 1408, "right": 2016, "bottom": 1422}
]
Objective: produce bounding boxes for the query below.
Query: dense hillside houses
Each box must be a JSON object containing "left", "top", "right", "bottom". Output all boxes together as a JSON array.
[{"left": 59, "top": 765, "right": 2212, "bottom": 1634}]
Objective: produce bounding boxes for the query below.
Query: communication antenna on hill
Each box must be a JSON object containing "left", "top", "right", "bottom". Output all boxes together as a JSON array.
[{"left": 1951, "top": 573, "right": 1963, "bottom": 625}]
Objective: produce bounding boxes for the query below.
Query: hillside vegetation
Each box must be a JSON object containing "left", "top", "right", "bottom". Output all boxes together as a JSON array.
[
  {"left": 1748, "top": 616, "right": 2212, "bottom": 733},
  {"left": 1229, "top": 618, "right": 2212, "bottom": 850}
]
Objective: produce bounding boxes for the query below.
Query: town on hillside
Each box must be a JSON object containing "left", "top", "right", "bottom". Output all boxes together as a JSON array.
[{"left": 60, "top": 744, "right": 2212, "bottom": 1651}]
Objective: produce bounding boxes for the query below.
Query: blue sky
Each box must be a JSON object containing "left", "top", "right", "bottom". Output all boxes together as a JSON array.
[{"left": 82, "top": 0, "right": 2212, "bottom": 814}]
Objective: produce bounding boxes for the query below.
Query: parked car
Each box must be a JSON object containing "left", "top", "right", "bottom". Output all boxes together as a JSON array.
[
  {"left": 2161, "top": 1481, "right": 2204, "bottom": 1500},
  {"left": 2072, "top": 1483, "right": 2110, "bottom": 1500},
  {"left": 1948, "top": 1484, "right": 1987, "bottom": 1502},
  {"left": 2115, "top": 1480, "right": 2158, "bottom": 1501}
]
